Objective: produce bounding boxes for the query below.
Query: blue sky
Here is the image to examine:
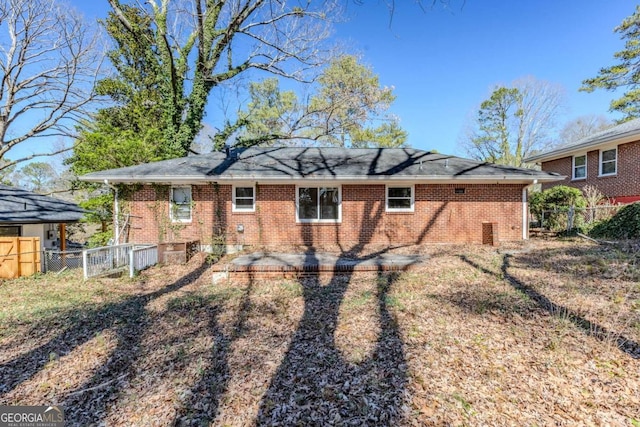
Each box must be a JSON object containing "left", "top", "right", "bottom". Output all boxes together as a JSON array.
[
  {"left": 331, "top": 0, "right": 633, "bottom": 154},
  {"left": 60, "top": 1, "right": 634, "bottom": 158}
]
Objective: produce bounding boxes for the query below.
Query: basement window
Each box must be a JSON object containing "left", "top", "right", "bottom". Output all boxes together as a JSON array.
[{"left": 296, "top": 186, "right": 341, "bottom": 222}]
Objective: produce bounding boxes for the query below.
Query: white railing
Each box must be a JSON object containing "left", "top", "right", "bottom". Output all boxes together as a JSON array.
[
  {"left": 129, "top": 245, "right": 158, "bottom": 278},
  {"left": 83, "top": 243, "right": 157, "bottom": 279}
]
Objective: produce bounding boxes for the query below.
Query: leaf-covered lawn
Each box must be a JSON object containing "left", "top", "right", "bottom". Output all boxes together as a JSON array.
[{"left": 0, "top": 240, "right": 638, "bottom": 426}]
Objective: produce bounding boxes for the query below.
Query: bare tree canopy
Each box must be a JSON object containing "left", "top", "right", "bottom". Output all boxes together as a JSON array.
[
  {"left": 460, "top": 76, "right": 566, "bottom": 167},
  {"left": 558, "top": 114, "right": 612, "bottom": 147},
  {"left": 0, "top": 0, "right": 103, "bottom": 170}
]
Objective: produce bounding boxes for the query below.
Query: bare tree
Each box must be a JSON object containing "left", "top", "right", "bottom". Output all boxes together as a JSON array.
[
  {"left": 0, "top": 0, "right": 103, "bottom": 170},
  {"left": 460, "top": 76, "right": 566, "bottom": 167},
  {"left": 558, "top": 114, "right": 612, "bottom": 147}
]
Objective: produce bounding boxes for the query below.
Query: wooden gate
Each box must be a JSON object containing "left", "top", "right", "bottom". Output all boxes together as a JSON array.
[{"left": 0, "top": 237, "right": 41, "bottom": 279}]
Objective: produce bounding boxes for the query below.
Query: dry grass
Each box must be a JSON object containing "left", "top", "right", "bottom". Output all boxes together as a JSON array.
[{"left": 0, "top": 240, "right": 639, "bottom": 426}]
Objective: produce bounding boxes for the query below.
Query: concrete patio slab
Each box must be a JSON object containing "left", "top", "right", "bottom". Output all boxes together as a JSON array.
[{"left": 213, "top": 252, "right": 427, "bottom": 274}]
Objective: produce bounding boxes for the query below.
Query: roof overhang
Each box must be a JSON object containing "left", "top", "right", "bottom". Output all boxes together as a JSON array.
[
  {"left": 525, "top": 131, "right": 640, "bottom": 163},
  {"left": 83, "top": 174, "right": 564, "bottom": 186},
  {"left": 0, "top": 219, "right": 82, "bottom": 225}
]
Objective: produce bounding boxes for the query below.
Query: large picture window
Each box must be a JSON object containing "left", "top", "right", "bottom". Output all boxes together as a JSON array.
[
  {"left": 599, "top": 148, "right": 617, "bottom": 176},
  {"left": 297, "top": 186, "right": 340, "bottom": 222},
  {"left": 170, "top": 186, "right": 192, "bottom": 222},
  {"left": 233, "top": 185, "right": 255, "bottom": 212},
  {"left": 386, "top": 185, "right": 414, "bottom": 212},
  {"left": 572, "top": 155, "right": 586, "bottom": 180}
]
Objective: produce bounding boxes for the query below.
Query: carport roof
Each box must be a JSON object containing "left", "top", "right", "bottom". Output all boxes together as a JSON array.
[
  {"left": 0, "top": 185, "right": 85, "bottom": 224},
  {"left": 80, "top": 147, "right": 563, "bottom": 185}
]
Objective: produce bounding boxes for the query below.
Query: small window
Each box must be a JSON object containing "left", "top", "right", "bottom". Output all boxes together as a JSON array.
[
  {"left": 297, "top": 186, "right": 340, "bottom": 222},
  {"left": 170, "top": 186, "right": 192, "bottom": 222},
  {"left": 454, "top": 188, "right": 466, "bottom": 194},
  {"left": 386, "top": 185, "right": 414, "bottom": 212},
  {"left": 0, "top": 226, "right": 20, "bottom": 237},
  {"left": 572, "top": 155, "right": 586, "bottom": 180},
  {"left": 233, "top": 185, "right": 255, "bottom": 212},
  {"left": 600, "top": 148, "right": 617, "bottom": 176}
]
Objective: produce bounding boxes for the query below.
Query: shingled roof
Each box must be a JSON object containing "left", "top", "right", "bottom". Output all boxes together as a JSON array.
[
  {"left": 0, "top": 185, "right": 85, "bottom": 224},
  {"left": 525, "top": 118, "right": 640, "bottom": 163},
  {"left": 81, "top": 147, "right": 562, "bottom": 185}
]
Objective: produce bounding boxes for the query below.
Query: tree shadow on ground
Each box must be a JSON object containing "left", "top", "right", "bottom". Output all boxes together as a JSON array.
[
  {"left": 0, "top": 260, "right": 212, "bottom": 425},
  {"left": 251, "top": 187, "right": 451, "bottom": 425},
  {"left": 459, "top": 254, "right": 640, "bottom": 359},
  {"left": 173, "top": 278, "right": 256, "bottom": 425},
  {"left": 514, "top": 244, "right": 639, "bottom": 283},
  {"left": 443, "top": 286, "right": 540, "bottom": 319},
  {"left": 255, "top": 256, "right": 408, "bottom": 426}
]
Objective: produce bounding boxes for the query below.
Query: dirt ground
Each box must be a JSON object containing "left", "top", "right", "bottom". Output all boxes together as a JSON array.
[{"left": 0, "top": 238, "right": 638, "bottom": 426}]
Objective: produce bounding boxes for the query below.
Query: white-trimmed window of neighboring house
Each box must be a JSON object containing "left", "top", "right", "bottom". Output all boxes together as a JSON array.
[
  {"left": 572, "top": 154, "right": 587, "bottom": 180},
  {"left": 233, "top": 185, "right": 255, "bottom": 212},
  {"left": 386, "top": 185, "right": 414, "bottom": 212},
  {"left": 600, "top": 148, "right": 617, "bottom": 176},
  {"left": 170, "top": 186, "right": 192, "bottom": 222},
  {"left": 296, "top": 186, "right": 341, "bottom": 222}
]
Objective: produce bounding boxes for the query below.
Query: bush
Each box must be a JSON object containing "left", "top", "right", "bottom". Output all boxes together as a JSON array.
[
  {"left": 542, "top": 186, "right": 587, "bottom": 209},
  {"left": 528, "top": 191, "right": 546, "bottom": 223},
  {"left": 529, "top": 186, "right": 586, "bottom": 231},
  {"left": 589, "top": 202, "right": 640, "bottom": 239},
  {"left": 87, "top": 231, "right": 112, "bottom": 248}
]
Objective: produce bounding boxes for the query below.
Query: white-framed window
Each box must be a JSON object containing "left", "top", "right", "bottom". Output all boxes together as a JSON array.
[
  {"left": 232, "top": 185, "right": 256, "bottom": 212},
  {"left": 599, "top": 148, "right": 617, "bottom": 176},
  {"left": 296, "top": 186, "right": 341, "bottom": 223},
  {"left": 572, "top": 154, "right": 587, "bottom": 180},
  {"left": 170, "top": 186, "right": 192, "bottom": 222},
  {"left": 386, "top": 185, "right": 414, "bottom": 212}
]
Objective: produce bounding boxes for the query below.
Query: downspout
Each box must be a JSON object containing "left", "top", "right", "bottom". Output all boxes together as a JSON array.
[
  {"left": 522, "top": 179, "right": 537, "bottom": 240},
  {"left": 104, "top": 179, "right": 120, "bottom": 245}
]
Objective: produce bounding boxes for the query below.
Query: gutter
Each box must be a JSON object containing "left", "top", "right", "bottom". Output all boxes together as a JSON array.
[
  {"left": 103, "top": 179, "right": 120, "bottom": 245},
  {"left": 522, "top": 180, "right": 538, "bottom": 240},
  {"left": 81, "top": 174, "right": 564, "bottom": 185}
]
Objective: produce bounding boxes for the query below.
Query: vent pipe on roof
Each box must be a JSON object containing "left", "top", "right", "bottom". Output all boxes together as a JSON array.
[{"left": 445, "top": 159, "right": 449, "bottom": 168}]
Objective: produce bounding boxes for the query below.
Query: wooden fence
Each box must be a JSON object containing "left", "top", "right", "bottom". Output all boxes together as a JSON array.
[{"left": 0, "top": 237, "right": 41, "bottom": 279}]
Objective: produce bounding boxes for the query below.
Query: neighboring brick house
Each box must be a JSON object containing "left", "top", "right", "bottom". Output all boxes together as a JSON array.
[
  {"left": 80, "top": 147, "right": 561, "bottom": 248},
  {"left": 525, "top": 119, "right": 640, "bottom": 204}
]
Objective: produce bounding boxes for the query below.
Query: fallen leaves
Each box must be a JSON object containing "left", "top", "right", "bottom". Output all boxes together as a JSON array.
[{"left": 0, "top": 241, "right": 638, "bottom": 426}]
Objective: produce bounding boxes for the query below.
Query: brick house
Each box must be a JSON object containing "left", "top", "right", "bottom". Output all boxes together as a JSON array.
[
  {"left": 525, "top": 119, "right": 640, "bottom": 204},
  {"left": 80, "top": 147, "right": 561, "bottom": 248}
]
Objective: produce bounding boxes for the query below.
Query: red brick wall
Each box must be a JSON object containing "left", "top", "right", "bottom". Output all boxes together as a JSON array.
[
  {"left": 124, "top": 183, "right": 526, "bottom": 246},
  {"left": 541, "top": 140, "right": 640, "bottom": 202}
]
